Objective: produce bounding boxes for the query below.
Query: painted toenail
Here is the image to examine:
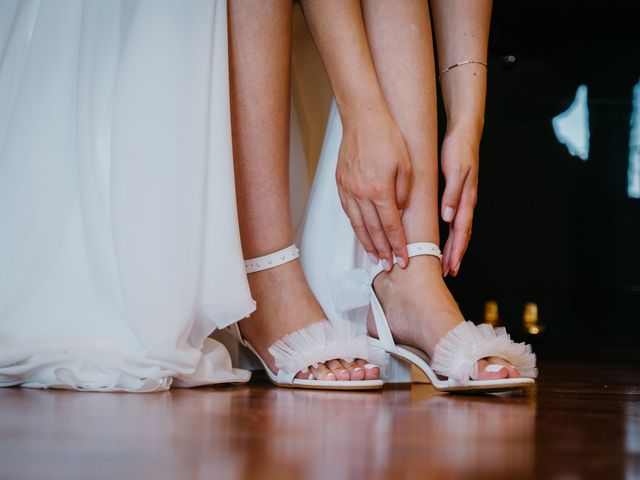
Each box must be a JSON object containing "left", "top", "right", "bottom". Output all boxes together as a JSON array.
[
  {"left": 486, "top": 364, "right": 505, "bottom": 373},
  {"left": 364, "top": 363, "right": 378, "bottom": 370}
]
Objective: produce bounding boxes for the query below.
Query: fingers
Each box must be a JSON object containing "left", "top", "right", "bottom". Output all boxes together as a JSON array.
[
  {"left": 340, "top": 188, "right": 408, "bottom": 270},
  {"left": 440, "top": 162, "right": 468, "bottom": 276},
  {"left": 441, "top": 163, "right": 467, "bottom": 223},
  {"left": 359, "top": 201, "right": 394, "bottom": 271},
  {"left": 395, "top": 160, "right": 412, "bottom": 211},
  {"left": 442, "top": 168, "right": 477, "bottom": 276},
  {"left": 336, "top": 151, "right": 409, "bottom": 269},
  {"left": 392, "top": 162, "right": 411, "bottom": 266},
  {"left": 442, "top": 223, "right": 454, "bottom": 277},
  {"left": 374, "top": 199, "right": 408, "bottom": 269},
  {"left": 447, "top": 182, "right": 476, "bottom": 277},
  {"left": 339, "top": 191, "right": 378, "bottom": 263}
]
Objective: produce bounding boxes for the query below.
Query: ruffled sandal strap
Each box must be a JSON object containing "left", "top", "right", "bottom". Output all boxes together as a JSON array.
[
  {"left": 267, "top": 320, "right": 370, "bottom": 377},
  {"left": 430, "top": 321, "right": 538, "bottom": 386}
]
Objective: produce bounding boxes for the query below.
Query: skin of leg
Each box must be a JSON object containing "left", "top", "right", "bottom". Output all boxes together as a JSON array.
[
  {"left": 228, "top": 0, "right": 377, "bottom": 381},
  {"left": 361, "top": 0, "right": 517, "bottom": 380}
]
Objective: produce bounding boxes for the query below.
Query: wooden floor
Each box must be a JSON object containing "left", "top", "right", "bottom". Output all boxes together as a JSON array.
[{"left": 1, "top": 361, "right": 639, "bottom": 480}]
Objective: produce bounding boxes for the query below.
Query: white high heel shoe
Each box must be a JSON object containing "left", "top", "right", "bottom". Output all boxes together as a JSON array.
[
  {"left": 225, "top": 244, "right": 383, "bottom": 391},
  {"left": 331, "top": 242, "right": 537, "bottom": 393},
  {"left": 371, "top": 243, "right": 537, "bottom": 393}
]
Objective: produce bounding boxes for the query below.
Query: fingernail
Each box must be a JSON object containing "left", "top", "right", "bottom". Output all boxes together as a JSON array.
[
  {"left": 308, "top": 373, "right": 314, "bottom": 380},
  {"left": 397, "top": 257, "right": 407, "bottom": 269},
  {"left": 367, "top": 252, "right": 379, "bottom": 264},
  {"left": 327, "top": 372, "right": 335, "bottom": 379},
  {"left": 381, "top": 259, "right": 391, "bottom": 271},
  {"left": 443, "top": 206, "right": 455, "bottom": 222},
  {"left": 340, "top": 369, "right": 348, "bottom": 374},
  {"left": 354, "top": 367, "right": 363, "bottom": 372},
  {"left": 485, "top": 364, "right": 505, "bottom": 373},
  {"left": 452, "top": 261, "right": 461, "bottom": 276},
  {"left": 364, "top": 363, "right": 378, "bottom": 370}
]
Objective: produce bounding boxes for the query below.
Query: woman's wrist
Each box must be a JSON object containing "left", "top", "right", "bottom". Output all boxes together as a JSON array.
[
  {"left": 445, "top": 117, "right": 484, "bottom": 144},
  {"left": 335, "top": 86, "right": 389, "bottom": 126}
]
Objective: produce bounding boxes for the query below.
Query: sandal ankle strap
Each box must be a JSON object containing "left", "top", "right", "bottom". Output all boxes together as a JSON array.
[
  {"left": 244, "top": 244, "right": 300, "bottom": 273},
  {"left": 370, "top": 242, "right": 442, "bottom": 278},
  {"left": 406, "top": 242, "right": 442, "bottom": 260}
]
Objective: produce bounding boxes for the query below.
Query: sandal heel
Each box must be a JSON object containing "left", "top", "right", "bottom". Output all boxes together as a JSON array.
[
  {"left": 382, "top": 354, "right": 413, "bottom": 384},
  {"left": 212, "top": 327, "right": 264, "bottom": 371},
  {"left": 236, "top": 343, "right": 264, "bottom": 371}
]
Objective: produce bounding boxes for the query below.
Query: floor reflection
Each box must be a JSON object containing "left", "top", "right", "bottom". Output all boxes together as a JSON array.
[
  {"left": 5, "top": 384, "right": 535, "bottom": 479},
  {"left": 5, "top": 368, "right": 640, "bottom": 480},
  {"left": 214, "top": 385, "right": 536, "bottom": 479}
]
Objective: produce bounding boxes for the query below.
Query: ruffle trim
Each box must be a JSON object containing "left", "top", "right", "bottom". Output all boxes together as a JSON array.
[
  {"left": 431, "top": 321, "right": 538, "bottom": 386},
  {"left": 0, "top": 337, "right": 251, "bottom": 392},
  {"left": 267, "top": 320, "right": 370, "bottom": 375}
]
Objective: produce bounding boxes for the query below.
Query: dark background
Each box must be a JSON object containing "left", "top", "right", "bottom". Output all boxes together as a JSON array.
[{"left": 441, "top": 0, "right": 640, "bottom": 361}]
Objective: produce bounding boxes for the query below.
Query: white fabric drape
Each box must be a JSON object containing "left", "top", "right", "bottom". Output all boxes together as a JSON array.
[{"left": 0, "top": 0, "right": 256, "bottom": 392}]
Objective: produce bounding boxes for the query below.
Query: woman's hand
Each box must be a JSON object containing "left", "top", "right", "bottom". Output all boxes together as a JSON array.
[
  {"left": 336, "top": 109, "right": 412, "bottom": 270},
  {"left": 440, "top": 129, "right": 480, "bottom": 277}
]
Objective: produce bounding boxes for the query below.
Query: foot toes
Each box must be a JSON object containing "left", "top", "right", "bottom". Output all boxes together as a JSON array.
[
  {"left": 311, "top": 363, "right": 336, "bottom": 381},
  {"left": 305, "top": 359, "right": 381, "bottom": 382},
  {"left": 356, "top": 359, "right": 380, "bottom": 380},
  {"left": 477, "top": 357, "right": 514, "bottom": 380},
  {"left": 295, "top": 368, "right": 314, "bottom": 380},
  {"left": 505, "top": 363, "right": 520, "bottom": 378},
  {"left": 488, "top": 356, "right": 520, "bottom": 378},
  {"left": 340, "top": 359, "right": 365, "bottom": 380},
  {"left": 326, "top": 359, "right": 350, "bottom": 381}
]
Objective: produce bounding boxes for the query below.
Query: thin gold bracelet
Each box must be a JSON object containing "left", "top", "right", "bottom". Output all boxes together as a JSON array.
[{"left": 439, "top": 60, "right": 488, "bottom": 80}]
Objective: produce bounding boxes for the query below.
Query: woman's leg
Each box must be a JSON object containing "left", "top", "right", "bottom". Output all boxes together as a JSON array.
[
  {"left": 228, "top": 0, "right": 377, "bottom": 381},
  {"left": 361, "top": 0, "right": 517, "bottom": 379}
]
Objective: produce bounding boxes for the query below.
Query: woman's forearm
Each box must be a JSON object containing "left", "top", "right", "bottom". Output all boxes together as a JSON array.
[
  {"left": 431, "top": 0, "right": 492, "bottom": 138},
  {"left": 299, "top": 0, "right": 388, "bottom": 124}
]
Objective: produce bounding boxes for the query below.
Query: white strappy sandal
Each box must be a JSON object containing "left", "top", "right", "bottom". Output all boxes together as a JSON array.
[
  {"left": 224, "top": 244, "right": 383, "bottom": 391},
  {"left": 330, "top": 242, "right": 537, "bottom": 394}
]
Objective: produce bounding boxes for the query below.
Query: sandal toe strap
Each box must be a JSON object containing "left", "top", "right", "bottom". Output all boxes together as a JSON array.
[
  {"left": 267, "top": 320, "right": 369, "bottom": 376},
  {"left": 431, "top": 321, "right": 538, "bottom": 385}
]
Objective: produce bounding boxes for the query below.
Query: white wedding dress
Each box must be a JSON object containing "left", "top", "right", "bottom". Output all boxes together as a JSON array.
[
  {"left": 0, "top": 0, "right": 263, "bottom": 392},
  {"left": 0, "top": 1, "right": 536, "bottom": 393}
]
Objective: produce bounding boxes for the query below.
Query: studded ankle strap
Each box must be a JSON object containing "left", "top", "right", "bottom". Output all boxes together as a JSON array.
[
  {"left": 370, "top": 242, "right": 442, "bottom": 279},
  {"left": 244, "top": 244, "right": 300, "bottom": 273}
]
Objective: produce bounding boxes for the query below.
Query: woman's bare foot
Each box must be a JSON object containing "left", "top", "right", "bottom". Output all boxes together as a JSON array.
[
  {"left": 367, "top": 255, "right": 519, "bottom": 380},
  {"left": 239, "top": 259, "right": 380, "bottom": 381}
]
